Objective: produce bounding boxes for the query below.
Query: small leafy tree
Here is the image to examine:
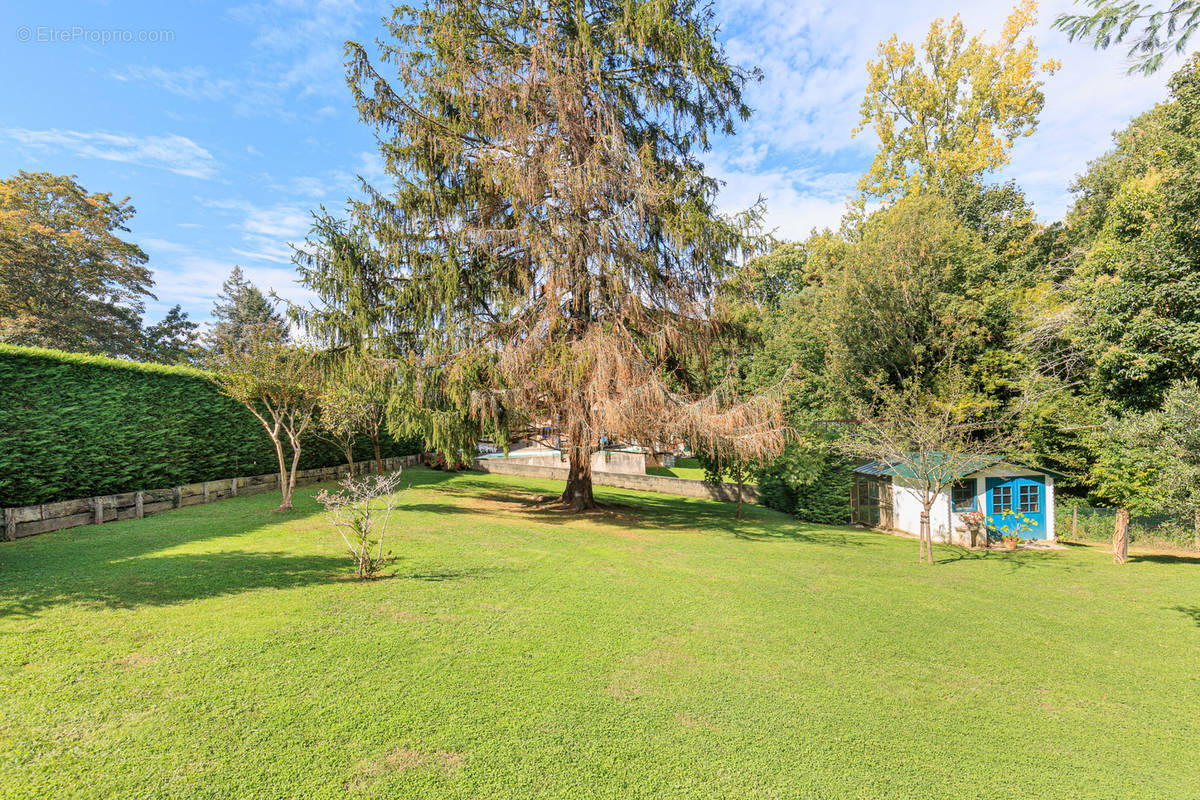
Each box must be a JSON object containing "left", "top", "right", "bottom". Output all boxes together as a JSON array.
[
  {"left": 210, "top": 328, "right": 321, "bottom": 511},
  {"left": 318, "top": 355, "right": 394, "bottom": 475},
  {"left": 697, "top": 450, "right": 756, "bottom": 520},
  {"left": 142, "top": 304, "right": 202, "bottom": 364},
  {"left": 839, "top": 373, "right": 1018, "bottom": 564},
  {"left": 315, "top": 471, "right": 405, "bottom": 579}
]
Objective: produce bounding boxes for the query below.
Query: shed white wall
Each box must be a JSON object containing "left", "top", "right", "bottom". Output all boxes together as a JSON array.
[
  {"left": 890, "top": 465, "right": 1056, "bottom": 544},
  {"left": 892, "top": 479, "right": 953, "bottom": 542}
]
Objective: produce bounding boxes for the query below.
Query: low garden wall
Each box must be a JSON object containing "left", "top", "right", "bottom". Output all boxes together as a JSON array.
[
  {"left": 472, "top": 458, "right": 759, "bottom": 504},
  {"left": 2, "top": 455, "right": 422, "bottom": 542}
]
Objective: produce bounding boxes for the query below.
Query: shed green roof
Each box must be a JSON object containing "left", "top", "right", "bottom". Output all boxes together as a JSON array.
[{"left": 852, "top": 453, "right": 1067, "bottom": 482}]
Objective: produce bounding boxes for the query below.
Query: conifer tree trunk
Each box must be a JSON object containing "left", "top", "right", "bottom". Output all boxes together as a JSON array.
[{"left": 560, "top": 419, "right": 596, "bottom": 511}]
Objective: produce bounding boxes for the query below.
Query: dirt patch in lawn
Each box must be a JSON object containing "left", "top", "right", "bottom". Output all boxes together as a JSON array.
[
  {"left": 115, "top": 652, "right": 159, "bottom": 668},
  {"left": 677, "top": 712, "right": 718, "bottom": 730},
  {"left": 348, "top": 747, "right": 465, "bottom": 789}
]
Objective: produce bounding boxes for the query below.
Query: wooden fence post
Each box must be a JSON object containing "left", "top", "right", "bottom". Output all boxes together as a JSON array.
[
  {"left": 231, "top": 477, "right": 238, "bottom": 497},
  {"left": 3, "top": 508, "right": 15, "bottom": 542},
  {"left": 172, "top": 487, "right": 182, "bottom": 509},
  {"left": 92, "top": 497, "right": 104, "bottom": 525},
  {"left": 202, "top": 482, "right": 210, "bottom": 503},
  {"left": 1071, "top": 506, "right": 1077, "bottom": 540},
  {"left": 135, "top": 491, "right": 144, "bottom": 519}
]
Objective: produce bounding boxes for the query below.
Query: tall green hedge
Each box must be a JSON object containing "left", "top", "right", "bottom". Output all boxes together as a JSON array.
[
  {"left": 0, "top": 345, "right": 423, "bottom": 507},
  {"left": 756, "top": 445, "right": 852, "bottom": 525}
]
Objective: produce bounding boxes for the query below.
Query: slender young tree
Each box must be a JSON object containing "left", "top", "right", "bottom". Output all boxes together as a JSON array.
[
  {"left": 839, "top": 372, "right": 1019, "bottom": 564},
  {"left": 318, "top": 355, "right": 394, "bottom": 475},
  {"left": 210, "top": 328, "right": 322, "bottom": 511},
  {"left": 345, "top": 0, "right": 787, "bottom": 510}
]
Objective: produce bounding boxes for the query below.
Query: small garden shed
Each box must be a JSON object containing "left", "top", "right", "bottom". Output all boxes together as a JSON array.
[{"left": 851, "top": 455, "right": 1063, "bottom": 546}]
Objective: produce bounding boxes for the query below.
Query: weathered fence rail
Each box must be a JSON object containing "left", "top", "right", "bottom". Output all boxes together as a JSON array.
[{"left": 2, "top": 454, "right": 423, "bottom": 543}]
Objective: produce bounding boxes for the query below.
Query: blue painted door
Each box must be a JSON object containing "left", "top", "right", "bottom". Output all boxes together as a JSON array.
[{"left": 985, "top": 475, "right": 1047, "bottom": 540}]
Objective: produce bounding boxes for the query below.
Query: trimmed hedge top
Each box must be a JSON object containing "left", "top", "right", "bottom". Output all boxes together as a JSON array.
[{"left": 0, "top": 344, "right": 421, "bottom": 507}]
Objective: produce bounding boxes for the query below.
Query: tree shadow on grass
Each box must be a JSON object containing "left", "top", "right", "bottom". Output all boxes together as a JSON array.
[
  {"left": 399, "top": 483, "right": 872, "bottom": 548},
  {"left": 1129, "top": 553, "right": 1200, "bottom": 565},
  {"left": 0, "top": 550, "right": 347, "bottom": 619},
  {"left": 934, "top": 546, "right": 1070, "bottom": 572},
  {"left": 1171, "top": 606, "right": 1200, "bottom": 627},
  {"left": 401, "top": 566, "right": 504, "bottom": 582}
]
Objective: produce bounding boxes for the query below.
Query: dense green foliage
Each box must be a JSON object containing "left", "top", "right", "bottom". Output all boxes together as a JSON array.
[
  {"left": 1, "top": 469, "right": 1196, "bottom": 798},
  {"left": 734, "top": 53, "right": 1200, "bottom": 532},
  {"left": 755, "top": 448, "right": 852, "bottom": 524},
  {"left": 0, "top": 345, "right": 420, "bottom": 507}
]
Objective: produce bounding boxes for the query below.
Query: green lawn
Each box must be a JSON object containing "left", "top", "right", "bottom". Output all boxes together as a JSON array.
[
  {"left": 646, "top": 456, "right": 706, "bottom": 480},
  {"left": 1, "top": 468, "right": 1198, "bottom": 799}
]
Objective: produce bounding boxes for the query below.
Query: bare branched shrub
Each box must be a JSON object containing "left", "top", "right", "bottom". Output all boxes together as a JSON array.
[{"left": 315, "top": 471, "right": 405, "bottom": 579}]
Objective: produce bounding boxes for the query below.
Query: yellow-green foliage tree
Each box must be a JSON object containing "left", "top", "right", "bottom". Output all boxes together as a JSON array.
[{"left": 854, "top": 1, "right": 1060, "bottom": 199}]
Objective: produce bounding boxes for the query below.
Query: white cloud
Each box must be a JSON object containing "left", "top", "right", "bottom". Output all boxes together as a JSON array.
[{"left": 2, "top": 128, "right": 218, "bottom": 179}]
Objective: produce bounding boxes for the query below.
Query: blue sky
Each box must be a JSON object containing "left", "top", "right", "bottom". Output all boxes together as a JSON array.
[{"left": 0, "top": 0, "right": 1179, "bottom": 326}]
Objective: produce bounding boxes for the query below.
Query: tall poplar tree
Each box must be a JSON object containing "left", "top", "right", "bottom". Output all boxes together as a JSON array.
[{"left": 345, "top": 0, "right": 786, "bottom": 510}]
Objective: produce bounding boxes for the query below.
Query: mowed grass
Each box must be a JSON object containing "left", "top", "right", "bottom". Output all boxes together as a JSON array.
[
  {"left": 646, "top": 456, "right": 706, "bottom": 480},
  {"left": 1, "top": 469, "right": 1198, "bottom": 799}
]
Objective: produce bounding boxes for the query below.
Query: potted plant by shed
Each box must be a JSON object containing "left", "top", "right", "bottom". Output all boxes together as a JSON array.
[{"left": 989, "top": 511, "right": 1034, "bottom": 551}]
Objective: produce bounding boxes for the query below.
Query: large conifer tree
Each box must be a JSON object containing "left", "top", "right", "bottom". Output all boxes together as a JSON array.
[{"left": 345, "top": 0, "right": 785, "bottom": 509}]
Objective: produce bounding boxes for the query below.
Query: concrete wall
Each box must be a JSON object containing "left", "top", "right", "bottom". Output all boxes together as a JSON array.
[
  {"left": 473, "top": 458, "right": 758, "bottom": 504},
  {"left": 483, "top": 449, "right": 647, "bottom": 475}
]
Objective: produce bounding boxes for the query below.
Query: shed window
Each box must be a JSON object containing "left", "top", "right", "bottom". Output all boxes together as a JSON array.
[
  {"left": 951, "top": 479, "right": 977, "bottom": 512},
  {"left": 992, "top": 485, "right": 1013, "bottom": 513},
  {"left": 1017, "top": 484, "right": 1040, "bottom": 513}
]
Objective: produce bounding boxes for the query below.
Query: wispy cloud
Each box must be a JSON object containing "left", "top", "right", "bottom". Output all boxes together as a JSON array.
[
  {"left": 109, "top": 66, "right": 237, "bottom": 101},
  {"left": 2, "top": 128, "right": 218, "bottom": 179}
]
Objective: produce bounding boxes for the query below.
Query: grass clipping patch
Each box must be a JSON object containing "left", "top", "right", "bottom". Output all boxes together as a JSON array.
[{"left": 349, "top": 747, "right": 465, "bottom": 789}]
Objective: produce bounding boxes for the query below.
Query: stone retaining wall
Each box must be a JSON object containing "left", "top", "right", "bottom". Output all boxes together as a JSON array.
[{"left": 472, "top": 458, "right": 758, "bottom": 504}]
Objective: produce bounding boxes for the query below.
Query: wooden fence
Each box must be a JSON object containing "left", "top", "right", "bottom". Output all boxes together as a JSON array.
[{"left": 2, "top": 454, "right": 423, "bottom": 543}]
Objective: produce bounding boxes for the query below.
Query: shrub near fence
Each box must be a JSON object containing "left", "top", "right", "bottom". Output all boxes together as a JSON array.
[{"left": 0, "top": 345, "right": 422, "bottom": 508}]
